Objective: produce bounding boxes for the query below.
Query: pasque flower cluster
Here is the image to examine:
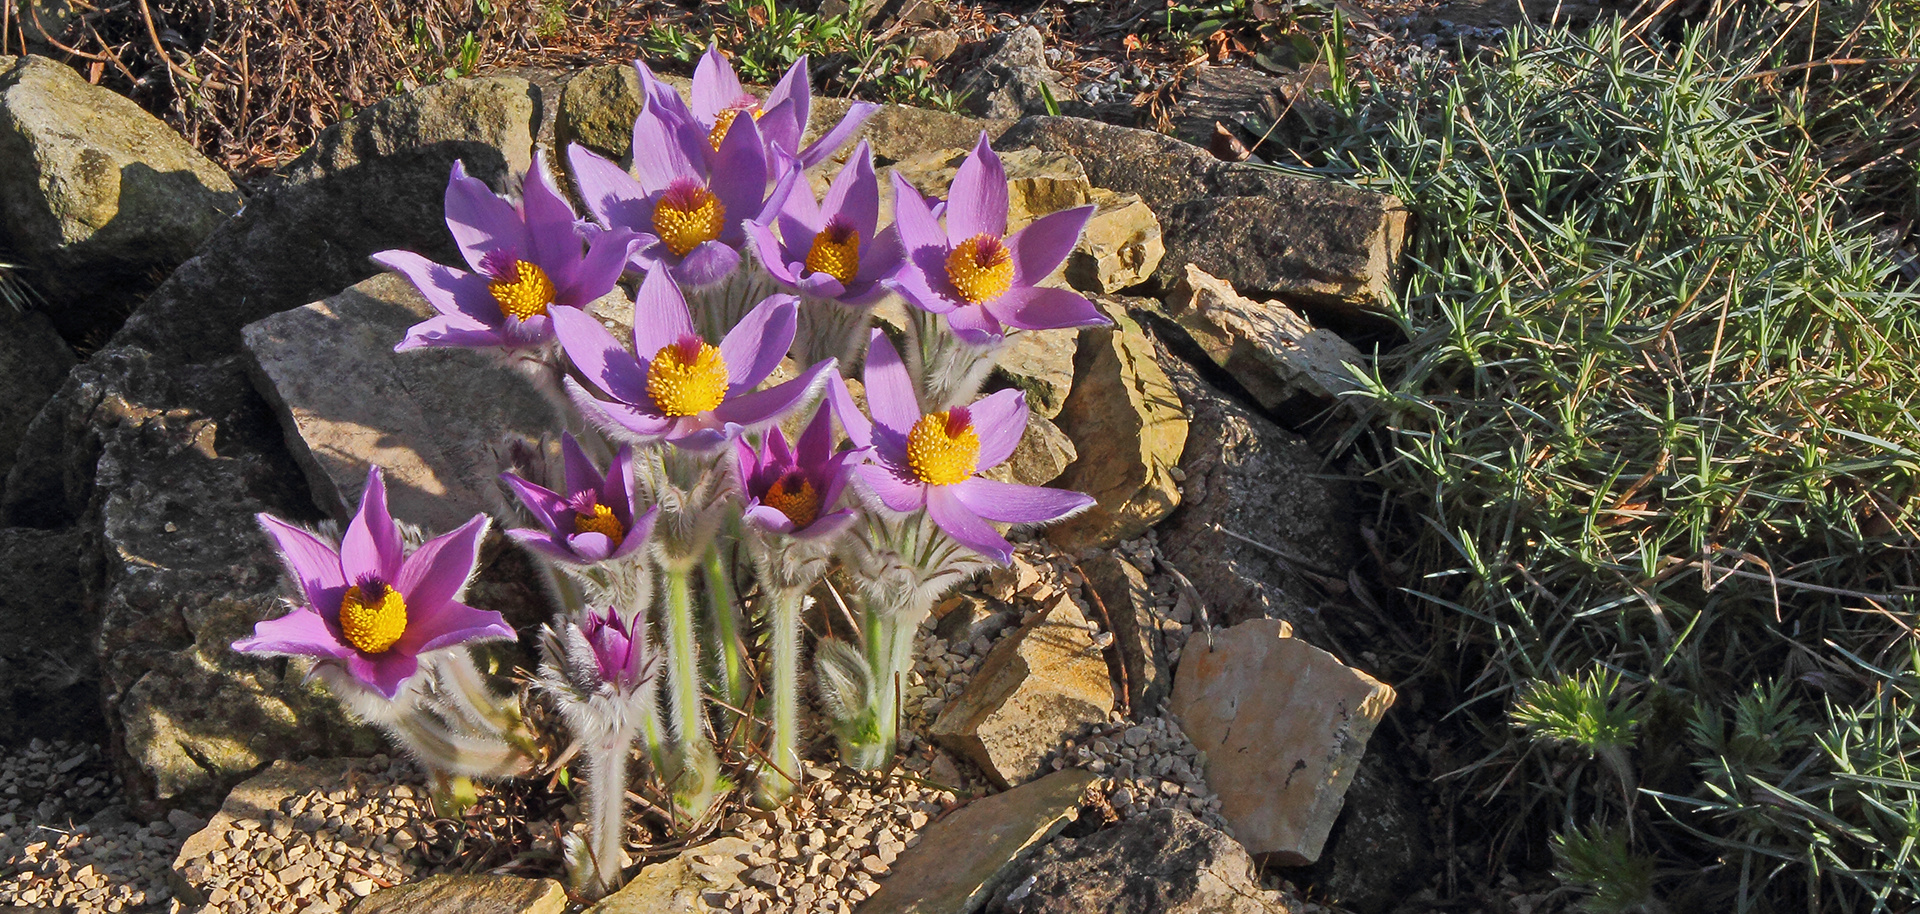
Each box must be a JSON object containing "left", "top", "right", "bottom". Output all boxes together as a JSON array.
[{"left": 232, "top": 46, "right": 1104, "bottom": 899}]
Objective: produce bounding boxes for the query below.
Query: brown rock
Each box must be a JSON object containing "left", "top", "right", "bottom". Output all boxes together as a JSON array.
[
  {"left": 1077, "top": 554, "right": 1168, "bottom": 714},
  {"left": 1166, "top": 264, "right": 1363, "bottom": 415},
  {"left": 860, "top": 769, "right": 1094, "bottom": 914},
  {"left": 1045, "top": 301, "right": 1187, "bottom": 549},
  {"left": 355, "top": 874, "right": 568, "bottom": 914},
  {"left": 1064, "top": 190, "right": 1164, "bottom": 294},
  {"left": 555, "top": 64, "right": 644, "bottom": 161},
  {"left": 586, "top": 836, "right": 754, "bottom": 913},
  {"left": 880, "top": 145, "right": 1090, "bottom": 229},
  {"left": 1169, "top": 619, "right": 1395, "bottom": 865},
  {"left": 931, "top": 597, "right": 1116, "bottom": 787},
  {"left": 241, "top": 272, "right": 621, "bottom": 532},
  {"left": 996, "top": 116, "right": 1408, "bottom": 321},
  {"left": 989, "top": 328, "right": 1077, "bottom": 419}
]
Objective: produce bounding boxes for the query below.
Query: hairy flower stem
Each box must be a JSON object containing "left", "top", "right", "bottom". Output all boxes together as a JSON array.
[
  {"left": 702, "top": 542, "right": 749, "bottom": 718},
  {"left": 761, "top": 586, "right": 807, "bottom": 804},
  {"left": 847, "top": 604, "right": 915, "bottom": 770},
  {"left": 581, "top": 734, "right": 631, "bottom": 898},
  {"left": 904, "top": 305, "right": 1005, "bottom": 411},
  {"left": 662, "top": 565, "right": 718, "bottom": 812}
]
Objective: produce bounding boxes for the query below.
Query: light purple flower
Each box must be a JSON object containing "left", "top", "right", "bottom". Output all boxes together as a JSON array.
[
  {"left": 552, "top": 269, "right": 835, "bottom": 451},
  {"left": 636, "top": 51, "right": 878, "bottom": 172},
  {"left": 568, "top": 102, "right": 792, "bottom": 288},
  {"left": 833, "top": 331, "right": 1093, "bottom": 564},
  {"left": 234, "top": 466, "right": 514, "bottom": 699},
  {"left": 373, "top": 151, "right": 639, "bottom": 353},
  {"left": 501, "top": 434, "right": 660, "bottom": 566},
  {"left": 744, "top": 140, "right": 902, "bottom": 307},
  {"left": 581, "top": 606, "right": 651, "bottom": 692},
  {"left": 734, "top": 407, "right": 863, "bottom": 540},
  {"left": 885, "top": 133, "right": 1110, "bottom": 345}
]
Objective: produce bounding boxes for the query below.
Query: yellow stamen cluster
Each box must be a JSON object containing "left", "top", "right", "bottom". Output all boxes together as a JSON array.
[
  {"left": 945, "top": 234, "right": 1014, "bottom": 304},
  {"left": 804, "top": 225, "right": 862, "bottom": 285},
  {"left": 573, "top": 503, "right": 626, "bottom": 548},
  {"left": 906, "top": 411, "right": 981, "bottom": 486},
  {"left": 646, "top": 340, "right": 730, "bottom": 417},
  {"left": 708, "top": 106, "right": 765, "bottom": 150},
  {"left": 488, "top": 259, "right": 556, "bottom": 321},
  {"left": 338, "top": 584, "right": 408, "bottom": 655},
  {"left": 653, "top": 184, "right": 727, "bottom": 258},
  {"left": 763, "top": 474, "right": 821, "bottom": 529}
]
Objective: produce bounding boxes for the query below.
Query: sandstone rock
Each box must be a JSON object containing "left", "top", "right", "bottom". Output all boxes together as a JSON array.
[
  {"left": 171, "top": 757, "right": 359, "bottom": 906},
  {"left": 1166, "top": 264, "right": 1364, "bottom": 416},
  {"left": 0, "top": 76, "right": 539, "bottom": 814},
  {"left": 555, "top": 63, "right": 644, "bottom": 160},
  {"left": 1078, "top": 554, "right": 1168, "bottom": 715},
  {"left": 997, "top": 117, "right": 1408, "bottom": 320},
  {"left": 586, "top": 836, "right": 755, "bottom": 913},
  {"left": 0, "top": 305, "right": 74, "bottom": 483},
  {"left": 1169, "top": 619, "right": 1395, "bottom": 865},
  {"left": 986, "top": 808, "right": 1298, "bottom": 914},
  {"left": 0, "top": 526, "right": 95, "bottom": 742},
  {"left": 1045, "top": 301, "right": 1187, "bottom": 549},
  {"left": 356, "top": 875, "right": 568, "bottom": 914},
  {"left": 862, "top": 768, "right": 1094, "bottom": 914},
  {"left": 989, "top": 328, "right": 1078, "bottom": 419},
  {"left": 826, "top": 100, "right": 1011, "bottom": 166},
  {"left": 0, "top": 55, "right": 243, "bottom": 337},
  {"left": 1149, "top": 329, "right": 1357, "bottom": 631},
  {"left": 242, "top": 272, "right": 618, "bottom": 531},
  {"left": 931, "top": 596, "right": 1116, "bottom": 787},
  {"left": 957, "top": 27, "right": 1081, "bottom": 121},
  {"left": 981, "top": 413, "right": 1074, "bottom": 487},
  {"left": 1063, "top": 190, "right": 1163, "bottom": 294},
  {"left": 882, "top": 145, "right": 1091, "bottom": 229}
]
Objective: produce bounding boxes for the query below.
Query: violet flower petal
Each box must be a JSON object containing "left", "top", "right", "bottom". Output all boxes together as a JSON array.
[
  {"left": 742, "top": 503, "right": 798, "bottom": 535},
  {"left": 926, "top": 483, "right": 1014, "bottom": 564},
  {"left": 568, "top": 145, "right": 654, "bottom": 233},
  {"left": 987, "top": 286, "right": 1110, "bottom": 332},
  {"left": 1008, "top": 205, "right": 1094, "bottom": 287},
  {"left": 522, "top": 149, "right": 586, "bottom": 282},
  {"left": 860, "top": 330, "right": 921, "bottom": 436},
  {"left": 821, "top": 141, "right": 880, "bottom": 240},
  {"left": 340, "top": 466, "right": 402, "bottom": 585},
  {"left": 257, "top": 513, "right": 347, "bottom": 614},
  {"left": 691, "top": 45, "right": 744, "bottom": 122},
  {"left": 444, "top": 161, "right": 529, "bottom": 274},
  {"left": 396, "top": 514, "right": 488, "bottom": 612},
  {"left": 944, "top": 302, "right": 1004, "bottom": 345},
  {"left": 856, "top": 463, "right": 929, "bottom": 513},
  {"left": 945, "top": 133, "right": 1008, "bottom": 246},
  {"left": 370, "top": 251, "right": 501, "bottom": 325},
  {"left": 395, "top": 315, "right": 504, "bottom": 353},
  {"left": 745, "top": 223, "right": 804, "bottom": 286},
  {"left": 797, "top": 102, "right": 880, "bottom": 170},
  {"left": 667, "top": 241, "right": 743, "bottom": 288},
  {"left": 712, "top": 358, "right": 833, "bottom": 431},
  {"left": 232, "top": 607, "right": 353, "bottom": 659},
  {"left": 720, "top": 294, "right": 799, "bottom": 390},
  {"left": 967, "top": 388, "right": 1029, "bottom": 470},
  {"left": 349, "top": 652, "right": 419, "bottom": 700},
  {"left": 629, "top": 268, "right": 698, "bottom": 356},
  {"left": 550, "top": 305, "right": 651, "bottom": 403},
  {"left": 568, "top": 532, "right": 616, "bottom": 563},
  {"left": 952, "top": 476, "right": 1095, "bottom": 525},
  {"left": 399, "top": 599, "right": 516, "bottom": 655},
  {"left": 560, "top": 434, "right": 597, "bottom": 501},
  {"left": 825, "top": 373, "right": 873, "bottom": 448},
  {"left": 507, "top": 528, "right": 578, "bottom": 564},
  {"left": 557, "top": 228, "right": 639, "bottom": 305},
  {"left": 502, "top": 473, "right": 566, "bottom": 535}
]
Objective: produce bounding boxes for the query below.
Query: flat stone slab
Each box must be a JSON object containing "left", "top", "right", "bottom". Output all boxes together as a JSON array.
[
  {"left": 860, "top": 769, "right": 1094, "bottom": 914},
  {"left": 241, "top": 271, "right": 628, "bottom": 533},
  {"left": 588, "top": 836, "right": 755, "bottom": 913},
  {"left": 1169, "top": 619, "right": 1395, "bottom": 865},
  {"left": 355, "top": 874, "right": 567, "bottom": 914}
]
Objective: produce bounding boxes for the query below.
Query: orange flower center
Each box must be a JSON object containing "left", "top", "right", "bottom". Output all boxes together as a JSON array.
[
  {"left": 906, "top": 409, "right": 980, "bottom": 486},
  {"left": 487, "top": 258, "right": 555, "bottom": 321},
  {"left": 646, "top": 336, "right": 730, "bottom": 417},
  {"left": 944, "top": 234, "right": 1014, "bottom": 304},
  {"left": 652, "top": 180, "right": 727, "bottom": 258},
  {"left": 708, "top": 105, "right": 766, "bottom": 150},
  {"left": 338, "top": 583, "right": 408, "bottom": 655},
  {"left": 804, "top": 219, "right": 862, "bottom": 285},
  {"left": 763, "top": 471, "right": 821, "bottom": 529},
  {"left": 573, "top": 502, "right": 626, "bottom": 548}
]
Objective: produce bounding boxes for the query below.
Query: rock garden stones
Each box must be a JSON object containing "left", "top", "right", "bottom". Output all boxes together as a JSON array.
[
  {"left": 0, "top": 54, "right": 243, "bottom": 338},
  {"left": 956, "top": 27, "right": 1079, "bottom": 121},
  {"left": 355, "top": 874, "right": 568, "bottom": 914},
  {"left": 1166, "top": 264, "right": 1365, "bottom": 418},
  {"left": 861, "top": 768, "right": 1095, "bottom": 914},
  {"left": 986, "top": 808, "right": 1298, "bottom": 914},
  {"left": 1169, "top": 619, "right": 1396, "bottom": 866}
]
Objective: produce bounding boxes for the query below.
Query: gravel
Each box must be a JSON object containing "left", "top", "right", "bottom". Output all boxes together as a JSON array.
[{"left": 1, "top": 740, "right": 185, "bottom": 913}]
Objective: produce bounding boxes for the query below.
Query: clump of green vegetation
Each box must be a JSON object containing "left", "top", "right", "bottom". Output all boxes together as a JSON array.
[
  {"left": 1281, "top": 5, "right": 1920, "bottom": 911},
  {"left": 636, "top": 0, "right": 965, "bottom": 112}
]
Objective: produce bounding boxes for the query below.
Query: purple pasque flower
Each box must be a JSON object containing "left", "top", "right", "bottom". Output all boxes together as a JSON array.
[
  {"left": 745, "top": 140, "right": 901, "bottom": 307},
  {"left": 567, "top": 100, "right": 792, "bottom": 288},
  {"left": 835, "top": 331, "right": 1093, "bottom": 564},
  {"left": 374, "top": 150, "right": 638, "bottom": 353},
  {"left": 637, "top": 50, "right": 877, "bottom": 172},
  {"left": 552, "top": 269, "right": 835, "bottom": 451},
  {"left": 234, "top": 466, "right": 514, "bottom": 700},
  {"left": 885, "top": 133, "right": 1111, "bottom": 345},
  {"left": 581, "top": 606, "right": 651, "bottom": 692},
  {"left": 501, "top": 434, "right": 660, "bottom": 566},
  {"left": 735, "top": 406, "right": 863, "bottom": 539}
]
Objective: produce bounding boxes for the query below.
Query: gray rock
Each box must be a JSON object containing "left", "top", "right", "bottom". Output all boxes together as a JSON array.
[
  {"left": 1165, "top": 264, "right": 1364, "bottom": 418},
  {"left": 0, "top": 526, "right": 96, "bottom": 742},
  {"left": 996, "top": 116, "right": 1408, "bottom": 320},
  {"left": 1078, "top": 554, "right": 1168, "bottom": 715},
  {"left": 355, "top": 875, "right": 568, "bottom": 914},
  {"left": 862, "top": 769, "right": 1095, "bottom": 914},
  {"left": 555, "top": 63, "right": 644, "bottom": 161},
  {"left": 0, "top": 55, "right": 242, "bottom": 337},
  {"left": 1149, "top": 326, "right": 1358, "bottom": 632},
  {"left": 242, "top": 272, "right": 613, "bottom": 531},
  {"left": 987, "top": 808, "right": 1298, "bottom": 913},
  {"left": 1306, "top": 752, "right": 1433, "bottom": 914},
  {"left": 1169, "top": 619, "right": 1395, "bottom": 866},
  {"left": 0, "top": 304, "right": 74, "bottom": 483},
  {"left": 1045, "top": 301, "right": 1187, "bottom": 550},
  {"left": 0, "top": 76, "right": 540, "bottom": 815},
  {"left": 931, "top": 596, "right": 1116, "bottom": 788},
  {"left": 959, "top": 28, "right": 1084, "bottom": 121}
]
